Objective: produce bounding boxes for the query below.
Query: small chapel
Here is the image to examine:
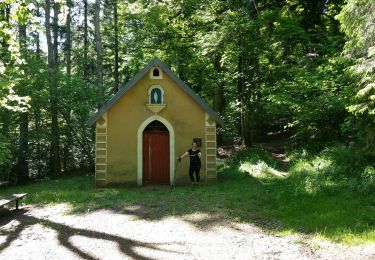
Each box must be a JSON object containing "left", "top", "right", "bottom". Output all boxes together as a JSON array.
[{"left": 88, "top": 58, "right": 223, "bottom": 187}]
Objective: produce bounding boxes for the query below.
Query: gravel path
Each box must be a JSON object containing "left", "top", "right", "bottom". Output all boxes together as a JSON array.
[{"left": 0, "top": 204, "right": 374, "bottom": 260}]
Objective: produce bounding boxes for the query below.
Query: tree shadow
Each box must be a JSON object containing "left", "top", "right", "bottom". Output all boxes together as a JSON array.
[
  {"left": 0, "top": 208, "right": 181, "bottom": 259},
  {"left": 105, "top": 164, "right": 374, "bottom": 242},
  {"left": 0, "top": 208, "right": 15, "bottom": 227},
  {"left": 1, "top": 162, "right": 374, "bottom": 244},
  {"left": 114, "top": 203, "right": 232, "bottom": 231}
]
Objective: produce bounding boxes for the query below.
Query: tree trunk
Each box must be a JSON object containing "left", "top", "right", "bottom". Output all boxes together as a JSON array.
[
  {"left": 36, "top": 5, "right": 41, "bottom": 54},
  {"left": 213, "top": 53, "right": 225, "bottom": 146},
  {"left": 0, "top": 112, "right": 10, "bottom": 181},
  {"left": 63, "top": 0, "right": 73, "bottom": 173},
  {"left": 62, "top": 113, "right": 94, "bottom": 166},
  {"left": 53, "top": 1, "right": 59, "bottom": 64},
  {"left": 113, "top": 0, "right": 119, "bottom": 93},
  {"left": 45, "top": 0, "right": 61, "bottom": 177},
  {"left": 83, "top": 0, "right": 89, "bottom": 81},
  {"left": 237, "top": 34, "right": 246, "bottom": 145},
  {"left": 0, "top": 6, "right": 11, "bottom": 180},
  {"left": 34, "top": 106, "right": 42, "bottom": 178},
  {"left": 94, "top": 0, "right": 104, "bottom": 108},
  {"left": 17, "top": 112, "right": 29, "bottom": 183},
  {"left": 34, "top": 4, "right": 43, "bottom": 177},
  {"left": 62, "top": 110, "right": 73, "bottom": 173},
  {"left": 16, "top": 20, "right": 30, "bottom": 183},
  {"left": 66, "top": 0, "right": 72, "bottom": 79}
]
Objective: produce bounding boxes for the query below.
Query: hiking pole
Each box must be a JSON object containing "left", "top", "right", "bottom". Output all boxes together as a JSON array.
[{"left": 173, "top": 156, "right": 180, "bottom": 187}]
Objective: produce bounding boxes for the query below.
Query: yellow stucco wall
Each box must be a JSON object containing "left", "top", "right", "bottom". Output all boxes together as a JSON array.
[{"left": 105, "top": 69, "right": 206, "bottom": 185}]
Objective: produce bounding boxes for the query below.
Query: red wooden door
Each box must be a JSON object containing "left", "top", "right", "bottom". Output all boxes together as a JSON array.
[{"left": 143, "top": 131, "right": 170, "bottom": 184}]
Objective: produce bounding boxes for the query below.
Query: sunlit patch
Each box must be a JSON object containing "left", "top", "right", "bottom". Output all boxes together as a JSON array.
[
  {"left": 217, "top": 159, "right": 230, "bottom": 171},
  {"left": 69, "top": 235, "right": 124, "bottom": 260},
  {"left": 94, "top": 189, "right": 120, "bottom": 199},
  {"left": 123, "top": 205, "right": 142, "bottom": 212},
  {"left": 28, "top": 203, "right": 72, "bottom": 218},
  {"left": 293, "top": 158, "right": 332, "bottom": 175},
  {"left": 0, "top": 218, "right": 22, "bottom": 248},
  {"left": 1, "top": 219, "right": 22, "bottom": 232},
  {"left": 118, "top": 205, "right": 149, "bottom": 220},
  {"left": 182, "top": 212, "right": 224, "bottom": 227},
  {"left": 239, "top": 160, "right": 286, "bottom": 178},
  {"left": 182, "top": 212, "right": 213, "bottom": 222},
  {"left": 312, "top": 157, "right": 333, "bottom": 172},
  {"left": 127, "top": 2, "right": 144, "bottom": 14},
  {"left": 179, "top": 212, "right": 233, "bottom": 232},
  {"left": 0, "top": 234, "right": 7, "bottom": 245},
  {"left": 291, "top": 157, "right": 339, "bottom": 195},
  {"left": 134, "top": 243, "right": 185, "bottom": 259},
  {"left": 0, "top": 223, "right": 78, "bottom": 259},
  {"left": 292, "top": 160, "right": 315, "bottom": 174}
]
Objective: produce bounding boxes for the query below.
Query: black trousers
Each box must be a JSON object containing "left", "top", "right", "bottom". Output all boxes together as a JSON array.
[{"left": 189, "top": 162, "right": 201, "bottom": 182}]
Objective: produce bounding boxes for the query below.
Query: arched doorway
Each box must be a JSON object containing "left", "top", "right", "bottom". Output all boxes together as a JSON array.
[{"left": 142, "top": 120, "right": 170, "bottom": 184}]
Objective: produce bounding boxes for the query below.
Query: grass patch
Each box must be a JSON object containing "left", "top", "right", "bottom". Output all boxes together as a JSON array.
[{"left": 0, "top": 145, "right": 374, "bottom": 244}]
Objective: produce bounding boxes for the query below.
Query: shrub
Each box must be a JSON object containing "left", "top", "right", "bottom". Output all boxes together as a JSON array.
[
  {"left": 361, "top": 166, "right": 375, "bottom": 194},
  {"left": 0, "top": 133, "right": 11, "bottom": 181}
]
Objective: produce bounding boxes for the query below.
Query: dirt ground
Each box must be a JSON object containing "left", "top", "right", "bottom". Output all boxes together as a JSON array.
[{"left": 0, "top": 204, "right": 374, "bottom": 260}]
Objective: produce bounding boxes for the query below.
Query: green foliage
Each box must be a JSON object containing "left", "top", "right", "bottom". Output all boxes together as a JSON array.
[
  {"left": 286, "top": 144, "right": 374, "bottom": 195},
  {"left": 336, "top": 0, "right": 375, "bottom": 153},
  {"left": 267, "top": 56, "right": 352, "bottom": 141},
  {"left": 361, "top": 166, "right": 375, "bottom": 193},
  {"left": 0, "top": 0, "right": 32, "bottom": 111},
  {"left": 0, "top": 133, "right": 11, "bottom": 179},
  {"left": 0, "top": 0, "right": 373, "bottom": 184},
  {"left": 235, "top": 147, "right": 375, "bottom": 243}
]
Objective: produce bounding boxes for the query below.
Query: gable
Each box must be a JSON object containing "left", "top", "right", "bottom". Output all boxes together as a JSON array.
[{"left": 87, "top": 58, "right": 224, "bottom": 126}]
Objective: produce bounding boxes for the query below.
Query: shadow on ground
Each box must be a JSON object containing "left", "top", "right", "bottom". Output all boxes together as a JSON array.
[
  {"left": 1, "top": 152, "right": 374, "bottom": 244},
  {"left": 0, "top": 208, "right": 178, "bottom": 260}
]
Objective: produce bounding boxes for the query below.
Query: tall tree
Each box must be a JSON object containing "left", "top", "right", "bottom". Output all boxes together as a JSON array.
[
  {"left": 35, "top": 3, "right": 41, "bottom": 54},
  {"left": 94, "top": 0, "right": 104, "bottom": 108},
  {"left": 83, "top": 0, "right": 89, "bottom": 81},
  {"left": 65, "top": 0, "right": 72, "bottom": 80},
  {"left": 62, "top": 0, "right": 73, "bottom": 172},
  {"left": 45, "top": 0, "right": 61, "bottom": 176},
  {"left": 113, "top": 0, "right": 120, "bottom": 93},
  {"left": 0, "top": 4, "right": 11, "bottom": 172},
  {"left": 337, "top": 0, "right": 375, "bottom": 153},
  {"left": 16, "top": 9, "right": 29, "bottom": 183},
  {"left": 213, "top": 53, "right": 225, "bottom": 146}
]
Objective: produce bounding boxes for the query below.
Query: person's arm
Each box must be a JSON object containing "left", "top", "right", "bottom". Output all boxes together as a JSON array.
[{"left": 179, "top": 152, "right": 189, "bottom": 160}]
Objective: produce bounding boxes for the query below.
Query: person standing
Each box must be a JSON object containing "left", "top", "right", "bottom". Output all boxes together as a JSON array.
[{"left": 178, "top": 142, "right": 202, "bottom": 185}]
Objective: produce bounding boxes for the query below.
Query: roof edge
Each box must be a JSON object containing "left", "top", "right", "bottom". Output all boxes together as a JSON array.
[{"left": 87, "top": 58, "right": 224, "bottom": 127}]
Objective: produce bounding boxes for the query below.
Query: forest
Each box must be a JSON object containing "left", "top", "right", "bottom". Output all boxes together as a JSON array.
[{"left": 0, "top": 0, "right": 374, "bottom": 184}]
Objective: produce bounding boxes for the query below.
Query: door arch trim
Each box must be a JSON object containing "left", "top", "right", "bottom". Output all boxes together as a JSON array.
[{"left": 137, "top": 115, "right": 175, "bottom": 186}]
